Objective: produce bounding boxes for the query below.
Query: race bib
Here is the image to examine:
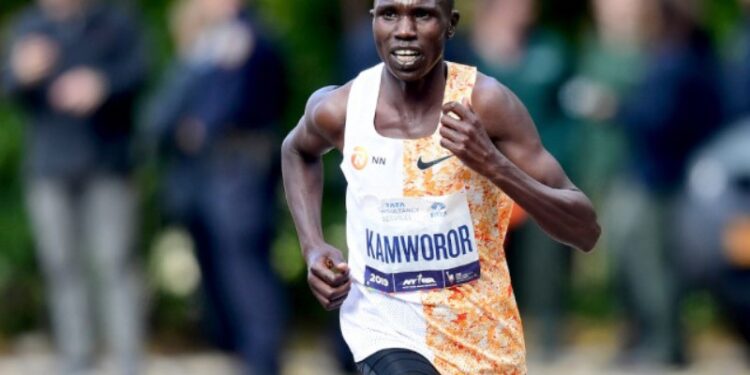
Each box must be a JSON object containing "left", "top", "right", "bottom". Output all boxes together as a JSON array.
[{"left": 359, "top": 191, "right": 481, "bottom": 293}]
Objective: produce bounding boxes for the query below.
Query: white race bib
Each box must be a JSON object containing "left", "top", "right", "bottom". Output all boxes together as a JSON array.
[{"left": 357, "top": 191, "right": 481, "bottom": 293}]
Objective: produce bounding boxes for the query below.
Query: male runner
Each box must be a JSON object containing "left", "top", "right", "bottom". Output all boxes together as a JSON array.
[{"left": 282, "top": 0, "right": 601, "bottom": 373}]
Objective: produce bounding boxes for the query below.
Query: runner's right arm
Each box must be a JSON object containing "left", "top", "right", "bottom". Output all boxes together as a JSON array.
[{"left": 281, "top": 84, "right": 351, "bottom": 310}]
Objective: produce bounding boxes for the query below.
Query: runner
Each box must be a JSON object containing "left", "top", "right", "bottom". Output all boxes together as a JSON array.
[{"left": 281, "top": 0, "right": 601, "bottom": 373}]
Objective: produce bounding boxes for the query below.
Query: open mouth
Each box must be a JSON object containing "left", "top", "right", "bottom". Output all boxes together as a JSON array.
[{"left": 392, "top": 49, "right": 421, "bottom": 68}]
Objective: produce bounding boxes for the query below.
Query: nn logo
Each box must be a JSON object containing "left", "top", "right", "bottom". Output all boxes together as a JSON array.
[
  {"left": 371, "top": 156, "right": 387, "bottom": 165},
  {"left": 351, "top": 146, "right": 387, "bottom": 170}
]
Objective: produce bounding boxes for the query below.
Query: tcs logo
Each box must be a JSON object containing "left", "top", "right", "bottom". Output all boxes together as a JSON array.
[{"left": 351, "top": 146, "right": 368, "bottom": 170}]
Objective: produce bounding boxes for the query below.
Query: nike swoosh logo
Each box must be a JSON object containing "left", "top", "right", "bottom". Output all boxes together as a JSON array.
[{"left": 417, "top": 155, "right": 454, "bottom": 170}]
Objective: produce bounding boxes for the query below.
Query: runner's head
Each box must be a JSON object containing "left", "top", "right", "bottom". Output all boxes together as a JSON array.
[{"left": 371, "top": 0, "right": 460, "bottom": 82}]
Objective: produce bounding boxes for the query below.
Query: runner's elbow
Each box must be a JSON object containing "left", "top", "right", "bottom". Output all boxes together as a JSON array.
[{"left": 281, "top": 131, "right": 296, "bottom": 160}]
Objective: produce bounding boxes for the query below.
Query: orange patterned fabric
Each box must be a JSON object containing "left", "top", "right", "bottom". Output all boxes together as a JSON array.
[{"left": 402, "top": 62, "right": 527, "bottom": 374}]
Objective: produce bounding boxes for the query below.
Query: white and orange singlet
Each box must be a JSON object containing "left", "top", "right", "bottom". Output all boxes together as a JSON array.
[{"left": 340, "top": 62, "right": 526, "bottom": 374}]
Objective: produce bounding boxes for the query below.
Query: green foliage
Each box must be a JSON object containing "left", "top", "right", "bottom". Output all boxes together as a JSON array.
[
  {"left": 704, "top": 0, "right": 743, "bottom": 41},
  {"left": 0, "top": 103, "right": 41, "bottom": 335},
  {"left": 255, "top": 0, "right": 343, "bottom": 130}
]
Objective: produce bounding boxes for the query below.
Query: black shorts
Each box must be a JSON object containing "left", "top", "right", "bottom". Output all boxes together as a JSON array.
[{"left": 356, "top": 348, "right": 440, "bottom": 375}]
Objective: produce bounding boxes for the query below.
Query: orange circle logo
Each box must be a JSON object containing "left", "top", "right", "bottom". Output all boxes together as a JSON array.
[{"left": 351, "top": 146, "right": 368, "bottom": 170}]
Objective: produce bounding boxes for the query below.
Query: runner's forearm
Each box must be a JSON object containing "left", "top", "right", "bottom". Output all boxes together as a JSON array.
[
  {"left": 488, "top": 152, "right": 600, "bottom": 252},
  {"left": 281, "top": 134, "right": 327, "bottom": 259}
]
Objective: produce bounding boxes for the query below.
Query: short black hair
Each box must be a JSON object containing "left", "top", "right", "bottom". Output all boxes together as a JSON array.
[{"left": 373, "top": 0, "right": 455, "bottom": 11}]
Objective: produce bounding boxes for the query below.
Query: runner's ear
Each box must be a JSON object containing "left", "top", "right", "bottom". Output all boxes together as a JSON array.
[{"left": 449, "top": 9, "right": 460, "bottom": 37}]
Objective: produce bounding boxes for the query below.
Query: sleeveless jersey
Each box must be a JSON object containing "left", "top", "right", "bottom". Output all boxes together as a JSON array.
[{"left": 339, "top": 62, "right": 527, "bottom": 374}]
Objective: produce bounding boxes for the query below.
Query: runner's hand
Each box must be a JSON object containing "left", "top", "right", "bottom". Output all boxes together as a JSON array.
[
  {"left": 439, "top": 98, "right": 503, "bottom": 177},
  {"left": 305, "top": 244, "right": 351, "bottom": 311}
]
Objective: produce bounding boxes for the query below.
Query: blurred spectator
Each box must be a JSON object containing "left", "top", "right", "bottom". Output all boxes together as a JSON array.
[
  {"left": 1, "top": 0, "right": 147, "bottom": 374},
  {"left": 607, "top": 0, "right": 724, "bottom": 367},
  {"left": 455, "top": 0, "right": 575, "bottom": 360},
  {"left": 561, "top": 0, "right": 647, "bottom": 205},
  {"left": 145, "top": 0, "right": 288, "bottom": 373},
  {"left": 560, "top": 3, "right": 648, "bottom": 365}
]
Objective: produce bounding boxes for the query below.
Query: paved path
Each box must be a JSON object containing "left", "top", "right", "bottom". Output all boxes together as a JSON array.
[{"left": 0, "top": 332, "right": 746, "bottom": 374}]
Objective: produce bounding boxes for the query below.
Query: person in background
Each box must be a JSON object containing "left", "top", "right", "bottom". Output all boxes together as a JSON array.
[
  {"left": 561, "top": 0, "right": 647, "bottom": 206},
  {"left": 559, "top": 2, "right": 647, "bottom": 365},
  {"left": 458, "top": 0, "right": 576, "bottom": 359},
  {"left": 609, "top": 0, "right": 724, "bottom": 367},
  {"left": 1, "top": 0, "right": 147, "bottom": 374},
  {"left": 146, "top": 0, "right": 288, "bottom": 373}
]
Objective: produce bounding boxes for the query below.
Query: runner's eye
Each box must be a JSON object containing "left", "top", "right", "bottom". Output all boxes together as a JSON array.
[
  {"left": 379, "top": 9, "right": 398, "bottom": 21},
  {"left": 414, "top": 9, "right": 432, "bottom": 20}
]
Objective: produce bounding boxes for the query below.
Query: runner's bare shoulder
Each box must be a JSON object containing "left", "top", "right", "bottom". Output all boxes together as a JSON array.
[
  {"left": 471, "top": 72, "right": 537, "bottom": 142},
  {"left": 304, "top": 82, "right": 353, "bottom": 151}
]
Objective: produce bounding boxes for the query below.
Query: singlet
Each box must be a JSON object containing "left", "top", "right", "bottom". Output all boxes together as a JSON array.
[{"left": 339, "top": 62, "right": 527, "bottom": 374}]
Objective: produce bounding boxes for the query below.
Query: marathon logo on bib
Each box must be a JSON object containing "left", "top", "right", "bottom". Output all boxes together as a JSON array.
[{"left": 395, "top": 270, "right": 443, "bottom": 291}]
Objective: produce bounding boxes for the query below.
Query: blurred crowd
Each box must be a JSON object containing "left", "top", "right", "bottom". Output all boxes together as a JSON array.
[{"left": 1, "top": 0, "right": 750, "bottom": 374}]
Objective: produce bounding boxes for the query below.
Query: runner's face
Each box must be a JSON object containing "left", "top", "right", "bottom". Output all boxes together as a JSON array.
[{"left": 372, "top": 0, "right": 456, "bottom": 82}]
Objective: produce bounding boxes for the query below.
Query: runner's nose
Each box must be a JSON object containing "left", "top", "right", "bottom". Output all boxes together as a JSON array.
[{"left": 395, "top": 17, "right": 417, "bottom": 40}]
